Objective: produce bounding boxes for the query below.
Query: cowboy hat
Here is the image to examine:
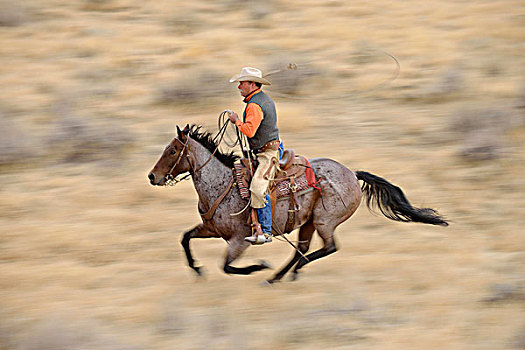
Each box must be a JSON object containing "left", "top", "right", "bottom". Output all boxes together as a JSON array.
[{"left": 229, "top": 67, "right": 271, "bottom": 85}]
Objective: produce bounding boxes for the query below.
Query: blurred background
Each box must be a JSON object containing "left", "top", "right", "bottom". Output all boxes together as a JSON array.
[{"left": 1, "top": 0, "right": 524, "bottom": 349}]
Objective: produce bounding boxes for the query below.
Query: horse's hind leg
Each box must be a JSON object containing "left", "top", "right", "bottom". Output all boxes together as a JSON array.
[
  {"left": 291, "top": 225, "right": 337, "bottom": 281},
  {"left": 267, "top": 220, "right": 315, "bottom": 284},
  {"left": 223, "top": 236, "right": 271, "bottom": 275},
  {"left": 181, "top": 224, "right": 220, "bottom": 276}
]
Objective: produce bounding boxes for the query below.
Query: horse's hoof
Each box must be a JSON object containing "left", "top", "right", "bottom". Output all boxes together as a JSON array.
[
  {"left": 194, "top": 266, "right": 204, "bottom": 277},
  {"left": 265, "top": 278, "right": 280, "bottom": 285},
  {"left": 260, "top": 280, "right": 273, "bottom": 287},
  {"left": 259, "top": 260, "right": 272, "bottom": 270},
  {"left": 291, "top": 272, "right": 299, "bottom": 281}
]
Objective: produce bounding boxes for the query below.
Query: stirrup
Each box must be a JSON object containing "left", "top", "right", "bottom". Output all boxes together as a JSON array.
[{"left": 245, "top": 233, "right": 273, "bottom": 245}]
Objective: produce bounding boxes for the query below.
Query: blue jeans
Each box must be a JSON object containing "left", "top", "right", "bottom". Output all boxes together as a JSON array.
[{"left": 256, "top": 142, "right": 284, "bottom": 234}]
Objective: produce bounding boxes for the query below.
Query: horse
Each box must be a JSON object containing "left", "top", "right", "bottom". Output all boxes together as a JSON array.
[{"left": 148, "top": 124, "right": 448, "bottom": 283}]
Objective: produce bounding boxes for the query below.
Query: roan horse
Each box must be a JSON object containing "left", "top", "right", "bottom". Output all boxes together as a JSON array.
[{"left": 148, "top": 124, "right": 448, "bottom": 283}]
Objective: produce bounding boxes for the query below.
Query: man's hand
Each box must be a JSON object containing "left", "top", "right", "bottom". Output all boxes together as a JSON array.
[{"left": 228, "top": 111, "right": 239, "bottom": 123}]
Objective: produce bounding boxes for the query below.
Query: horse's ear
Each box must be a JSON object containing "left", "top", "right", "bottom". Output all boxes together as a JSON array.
[
  {"left": 183, "top": 124, "right": 190, "bottom": 135},
  {"left": 176, "top": 125, "right": 183, "bottom": 139}
]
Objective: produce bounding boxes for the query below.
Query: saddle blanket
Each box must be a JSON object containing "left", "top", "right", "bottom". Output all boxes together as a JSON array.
[{"left": 274, "top": 174, "right": 310, "bottom": 199}]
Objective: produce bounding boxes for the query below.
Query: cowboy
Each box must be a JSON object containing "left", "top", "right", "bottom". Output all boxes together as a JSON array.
[{"left": 228, "top": 67, "right": 282, "bottom": 245}]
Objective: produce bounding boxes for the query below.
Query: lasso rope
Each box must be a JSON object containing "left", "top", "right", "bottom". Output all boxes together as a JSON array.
[
  {"left": 263, "top": 49, "right": 400, "bottom": 100},
  {"left": 217, "top": 110, "right": 246, "bottom": 150}
]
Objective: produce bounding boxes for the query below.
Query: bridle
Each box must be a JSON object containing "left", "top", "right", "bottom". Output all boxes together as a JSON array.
[{"left": 164, "top": 136, "right": 192, "bottom": 186}]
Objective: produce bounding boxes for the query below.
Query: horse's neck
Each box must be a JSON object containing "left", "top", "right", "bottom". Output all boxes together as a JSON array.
[{"left": 189, "top": 140, "right": 232, "bottom": 207}]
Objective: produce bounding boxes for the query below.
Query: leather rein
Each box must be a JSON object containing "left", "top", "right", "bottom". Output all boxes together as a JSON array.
[{"left": 165, "top": 125, "right": 226, "bottom": 185}]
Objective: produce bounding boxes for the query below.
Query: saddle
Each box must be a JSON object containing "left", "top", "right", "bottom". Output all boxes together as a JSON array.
[
  {"left": 275, "top": 149, "right": 308, "bottom": 179},
  {"left": 234, "top": 150, "right": 310, "bottom": 198},
  {"left": 233, "top": 149, "right": 321, "bottom": 234}
]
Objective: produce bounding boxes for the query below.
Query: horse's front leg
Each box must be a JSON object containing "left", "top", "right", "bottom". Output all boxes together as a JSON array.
[
  {"left": 181, "top": 224, "right": 220, "bottom": 276},
  {"left": 223, "top": 235, "right": 272, "bottom": 275}
]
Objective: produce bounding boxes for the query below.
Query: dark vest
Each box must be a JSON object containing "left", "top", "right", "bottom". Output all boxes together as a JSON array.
[{"left": 242, "top": 90, "right": 279, "bottom": 150}]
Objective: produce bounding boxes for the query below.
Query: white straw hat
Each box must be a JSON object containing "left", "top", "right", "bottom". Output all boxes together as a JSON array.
[{"left": 229, "top": 67, "right": 271, "bottom": 85}]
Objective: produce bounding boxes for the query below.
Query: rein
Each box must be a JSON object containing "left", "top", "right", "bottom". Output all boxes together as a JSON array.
[
  {"left": 164, "top": 116, "right": 232, "bottom": 186},
  {"left": 191, "top": 118, "right": 229, "bottom": 174}
]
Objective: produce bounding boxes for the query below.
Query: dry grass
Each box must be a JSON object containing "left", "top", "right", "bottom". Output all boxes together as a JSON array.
[
  {"left": 0, "top": 1, "right": 26, "bottom": 27},
  {"left": 1, "top": 0, "right": 524, "bottom": 349}
]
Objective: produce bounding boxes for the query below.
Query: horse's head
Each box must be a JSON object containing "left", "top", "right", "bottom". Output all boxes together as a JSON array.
[{"left": 148, "top": 124, "right": 193, "bottom": 186}]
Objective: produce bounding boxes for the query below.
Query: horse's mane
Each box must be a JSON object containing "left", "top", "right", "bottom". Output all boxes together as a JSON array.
[{"left": 188, "top": 125, "right": 239, "bottom": 168}]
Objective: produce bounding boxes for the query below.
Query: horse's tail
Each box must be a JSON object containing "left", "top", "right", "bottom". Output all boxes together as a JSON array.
[{"left": 355, "top": 171, "right": 448, "bottom": 226}]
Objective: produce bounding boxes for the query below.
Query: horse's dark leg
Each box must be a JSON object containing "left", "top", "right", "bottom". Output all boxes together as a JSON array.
[
  {"left": 223, "top": 236, "right": 271, "bottom": 275},
  {"left": 266, "top": 220, "right": 315, "bottom": 284},
  {"left": 291, "top": 226, "right": 337, "bottom": 281},
  {"left": 181, "top": 224, "right": 220, "bottom": 276}
]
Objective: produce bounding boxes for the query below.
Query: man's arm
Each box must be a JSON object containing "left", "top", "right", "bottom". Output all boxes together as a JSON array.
[{"left": 228, "top": 103, "right": 263, "bottom": 138}]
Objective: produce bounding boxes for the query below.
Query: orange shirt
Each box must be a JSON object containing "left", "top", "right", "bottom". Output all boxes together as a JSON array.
[{"left": 235, "top": 89, "right": 263, "bottom": 138}]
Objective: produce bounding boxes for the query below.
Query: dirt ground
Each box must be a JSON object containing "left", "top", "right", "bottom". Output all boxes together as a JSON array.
[{"left": 1, "top": 1, "right": 524, "bottom": 349}]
